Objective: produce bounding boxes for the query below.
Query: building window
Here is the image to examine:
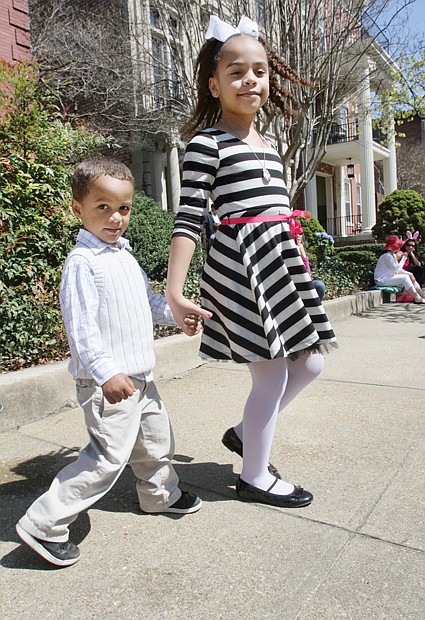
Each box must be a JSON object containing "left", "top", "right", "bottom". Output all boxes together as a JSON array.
[
  {"left": 338, "top": 106, "right": 348, "bottom": 137},
  {"left": 345, "top": 181, "right": 352, "bottom": 223},
  {"left": 170, "top": 47, "right": 183, "bottom": 100},
  {"left": 169, "top": 16, "right": 180, "bottom": 37},
  {"left": 149, "top": 8, "right": 184, "bottom": 109},
  {"left": 356, "top": 183, "right": 362, "bottom": 223},
  {"left": 150, "top": 7, "right": 160, "bottom": 27},
  {"left": 152, "top": 36, "right": 166, "bottom": 106},
  {"left": 152, "top": 36, "right": 165, "bottom": 83}
]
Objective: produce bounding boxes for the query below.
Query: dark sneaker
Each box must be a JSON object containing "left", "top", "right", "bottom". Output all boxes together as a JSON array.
[
  {"left": 162, "top": 491, "right": 202, "bottom": 514},
  {"left": 16, "top": 523, "right": 80, "bottom": 567},
  {"left": 222, "top": 427, "right": 282, "bottom": 479}
]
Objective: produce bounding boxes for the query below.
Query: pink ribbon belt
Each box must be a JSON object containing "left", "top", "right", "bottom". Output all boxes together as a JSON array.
[{"left": 220, "top": 210, "right": 311, "bottom": 238}]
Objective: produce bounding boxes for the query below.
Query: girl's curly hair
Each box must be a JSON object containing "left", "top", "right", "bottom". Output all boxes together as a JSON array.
[{"left": 181, "top": 34, "right": 313, "bottom": 141}]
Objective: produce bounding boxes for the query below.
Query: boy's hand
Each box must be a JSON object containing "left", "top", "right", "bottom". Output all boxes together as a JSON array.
[
  {"left": 183, "top": 312, "right": 204, "bottom": 336},
  {"left": 102, "top": 373, "right": 136, "bottom": 404},
  {"left": 169, "top": 296, "right": 212, "bottom": 337}
]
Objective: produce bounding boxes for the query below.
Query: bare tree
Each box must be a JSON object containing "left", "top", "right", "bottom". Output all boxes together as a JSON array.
[
  {"left": 260, "top": 0, "right": 422, "bottom": 203},
  {"left": 29, "top": 0, "right": 421, "bottom": 203}
]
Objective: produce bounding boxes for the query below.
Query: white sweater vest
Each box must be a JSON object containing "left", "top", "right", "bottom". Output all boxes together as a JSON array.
[{"left": 67, "top": 246, "right": 156, "bottom": 380}]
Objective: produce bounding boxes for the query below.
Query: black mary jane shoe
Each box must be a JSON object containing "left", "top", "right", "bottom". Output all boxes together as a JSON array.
[
  {"left": 236, "top": 476, "right": 313, "bottom": 508},
  {"left": 222, "top": 427, "right": 282, "bottom": 479}
]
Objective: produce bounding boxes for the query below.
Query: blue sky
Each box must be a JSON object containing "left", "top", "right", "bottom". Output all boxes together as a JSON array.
[
  {"left": 406, "top": 0, "right": 425, "bottom": 35},
  {"left": 378, "top": 0, "right": 425, "bottom": 55}
]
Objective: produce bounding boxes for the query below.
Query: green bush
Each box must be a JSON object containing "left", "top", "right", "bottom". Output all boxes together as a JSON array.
[
  {"left": 126, "top": 192, "right": 175, "bottom": 281},
  {"left": 333, "top": 249, "right": 377, "bottom": 266},
  {"left": 126, "top": 191, "right": 203, "bottom": 296},
  {"left": 312, "top": 257, "right": 372, "bottom": 298},
  {"left": 372, "top": 189, "right": 425, "bottom": 240},
  {"left": 0, "top": 61, "right": 113, "bottom": 371},
  {"left": 297, "top": 214, "right": 325, "bottom": 248},
  {"left": 334, "top": 243, "right": 382, "bottom": 258},
  {"left": 126, "top": 191, "right": 204, "bottom": 337}
]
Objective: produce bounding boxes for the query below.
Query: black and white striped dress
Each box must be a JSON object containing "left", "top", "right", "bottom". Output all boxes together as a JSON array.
[{"left": 173, "top": 129, "right": 336, "bottom": 363}]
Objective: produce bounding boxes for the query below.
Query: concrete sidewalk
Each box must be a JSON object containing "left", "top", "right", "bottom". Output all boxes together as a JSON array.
[{"left": 1, "top": 302, "right": 424, "bottom": 619}]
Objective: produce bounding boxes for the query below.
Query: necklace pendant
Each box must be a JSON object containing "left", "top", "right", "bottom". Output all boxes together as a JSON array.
[{"left": 262, "top": 168, "right": 271, "bottom": 183}]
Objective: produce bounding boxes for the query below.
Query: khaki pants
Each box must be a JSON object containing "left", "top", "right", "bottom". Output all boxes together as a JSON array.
[{"left": 18, "top": 378, "right": 181, "bottom": 542}]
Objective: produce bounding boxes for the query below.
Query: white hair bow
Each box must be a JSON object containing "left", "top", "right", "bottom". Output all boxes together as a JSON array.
[{"left": 205, "top": 15, "right": 259, "bottom": 42}]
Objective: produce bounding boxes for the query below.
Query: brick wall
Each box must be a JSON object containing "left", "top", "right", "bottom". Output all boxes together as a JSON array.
[{"left": 0, "top": 0, "right": 31, "bottom": 61}]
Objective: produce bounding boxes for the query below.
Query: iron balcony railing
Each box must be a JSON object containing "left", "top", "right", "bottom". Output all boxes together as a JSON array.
[
  {"left": 313, "top": 122, "right": 387, "bottom": 146},
  {"left": 324, "top": 214, "right": 363, "bottom": 237}
]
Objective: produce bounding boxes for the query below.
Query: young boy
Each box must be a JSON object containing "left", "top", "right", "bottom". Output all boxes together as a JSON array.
[{"left": 16, "top": 157, "right": 202, "bottom": 567}]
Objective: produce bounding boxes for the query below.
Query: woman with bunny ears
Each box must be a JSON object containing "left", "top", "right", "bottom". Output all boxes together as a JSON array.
[
  {"left": 374, "top": 235, "right": 425, "bottom": 303},
  {"left": 166, "top": 15, "right": 337, "bottom": 508},
  {"left": 401, "top": 231, "right": 424, "bottom": 287}
]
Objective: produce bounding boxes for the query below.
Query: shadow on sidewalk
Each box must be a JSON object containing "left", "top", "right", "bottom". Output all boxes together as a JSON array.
[
  {"left": 1, "top": 449, "right": 237, "bottom": 570},
  {"left": 360, "top": 304, "right": 425, "bottom": 324}
]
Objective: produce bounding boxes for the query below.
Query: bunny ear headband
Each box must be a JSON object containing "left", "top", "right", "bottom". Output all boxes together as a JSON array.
[
  {"left": 406, "top": 230, "right": 420, "bottom": 240},
  {"left": 205, "top": 15, "right": 259, "bottom": 42}
]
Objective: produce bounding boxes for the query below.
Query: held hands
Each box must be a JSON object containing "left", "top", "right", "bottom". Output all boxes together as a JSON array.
[
  {"left": 169, "top": 295, "right": 212, "bottom": 337},
  {"left": 102, "top": 373, "right": 136, "bottom": 404}
]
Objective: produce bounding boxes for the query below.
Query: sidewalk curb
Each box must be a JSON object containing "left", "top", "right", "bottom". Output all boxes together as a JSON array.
[{"left": 0, "top": 289, "right": 382, "bottom": 433}]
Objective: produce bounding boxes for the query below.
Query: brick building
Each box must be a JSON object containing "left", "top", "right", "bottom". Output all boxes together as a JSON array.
[{"left": 0, "top": 0, "right": 31, "bottom": 61}]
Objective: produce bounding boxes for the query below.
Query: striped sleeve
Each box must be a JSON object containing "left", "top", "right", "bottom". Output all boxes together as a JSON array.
[{"left": 173, "top": 132, "right": 219, "bottom": 242}]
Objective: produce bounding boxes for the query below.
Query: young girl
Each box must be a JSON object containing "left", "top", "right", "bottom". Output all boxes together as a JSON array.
[
  {"left": 166, "top": 15, "right": 337, "bottom": 508},
  {"left": 294, "top": 221, "right": 327, "bottom": 301}
]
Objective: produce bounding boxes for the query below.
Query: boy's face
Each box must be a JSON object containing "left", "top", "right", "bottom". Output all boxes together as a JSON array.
[{"left": 72, "top": 175, "right": 134, "bottom": 244}]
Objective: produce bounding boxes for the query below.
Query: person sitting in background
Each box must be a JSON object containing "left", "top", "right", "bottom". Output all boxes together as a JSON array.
[
  {"left": 294, "top": 222, "right": 326, "bottom": 301},
  {"left": 203, "top": 205, "right": 220, "bottom": 252},
  {"left": 401, "top": 231, "right": 424, "bottom": 287},
  {"left": 374, "top": 235, "right": 425, "bottom": 304}
]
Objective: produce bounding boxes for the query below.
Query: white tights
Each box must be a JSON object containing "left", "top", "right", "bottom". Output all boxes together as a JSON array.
[{"left": 234, "top": 351, "right": 324, "bottom": 495}]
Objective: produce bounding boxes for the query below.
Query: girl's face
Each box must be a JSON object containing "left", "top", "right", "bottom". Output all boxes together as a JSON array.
[{"left": 209, "top": 36, "right": 269, "bottom": 119}]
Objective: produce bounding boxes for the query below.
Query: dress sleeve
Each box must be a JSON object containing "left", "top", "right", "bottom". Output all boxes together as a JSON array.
[{"left": 173, "top": 132, "right": 219, "bottom": 243}]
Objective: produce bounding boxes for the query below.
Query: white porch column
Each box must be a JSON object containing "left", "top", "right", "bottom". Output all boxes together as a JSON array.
[
  {"left": 382, "top": 129, "right": 397, "bottom": 195},
  {"left": 168, "top": 145, "right": 181, "bottom": 213},
  {"left": 358, "top": 63, "right": 376, "bottom": 234},
  {"left": 304, "top": 176, "right": 318, "bottom": 218},
  {"left": 336, "top": 165, "right": 346, "bottom": 237},
  {"left": 152, "top": 150, "right": 167, "bottom": 210}
]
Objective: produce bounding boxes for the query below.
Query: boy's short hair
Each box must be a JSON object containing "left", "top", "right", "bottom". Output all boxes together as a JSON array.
[{"left": 72, "top": 157, "right": 135, "bottom": 201}]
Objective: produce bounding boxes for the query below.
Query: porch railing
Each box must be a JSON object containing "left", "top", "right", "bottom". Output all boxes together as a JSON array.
[
  {"left": 313, "top": 122, "right": 387, "bottom": 146},
  {"left": 324, "top": 214, "right": 363, "bottom": 237}
]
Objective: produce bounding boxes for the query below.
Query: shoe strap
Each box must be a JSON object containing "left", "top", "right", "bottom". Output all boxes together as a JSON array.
[{"left": 266, "top": 477, "right": 279, "bottom": 493}]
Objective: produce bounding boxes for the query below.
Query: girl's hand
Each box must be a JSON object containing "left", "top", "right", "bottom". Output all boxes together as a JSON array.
[{"left": 169, "top": 295, "right": 212, "bottom": 336}]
